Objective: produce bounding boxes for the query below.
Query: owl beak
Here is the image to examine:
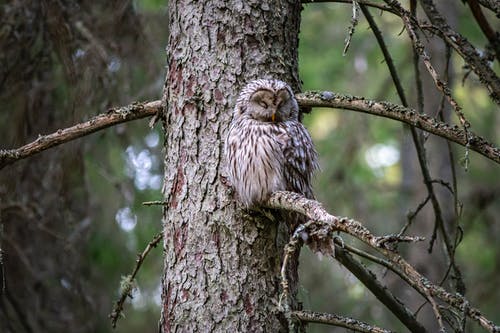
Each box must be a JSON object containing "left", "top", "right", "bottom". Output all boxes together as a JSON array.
[{"left": 271, "top": 112, "right": 276, "bottom": 122}]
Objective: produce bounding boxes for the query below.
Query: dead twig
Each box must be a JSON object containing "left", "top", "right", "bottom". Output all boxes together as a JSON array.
[
  {"left": 0, "top": 100, "right": 161, "bottom": 170},
  {"left": 301, "top": 0, "right": 397, "bottom": 15},
  {"left": 464, "top": 0, "right": 500, "bottom": 60},
  {"left": 297, "top": 92, "right": 500, "bottom": 164},
  {"left": 2, "top": 94, "right": 498, "bottom": 170},
  {"left": 390, "top": 0, "right": 500, "bottom": 103},
  {"left": 343, "top": 1, "right": 360, "bottom": 55},
  {"left": 293, "top": 310, "right": 395, "bottom": 333},
  {"left": 279, "top": 223, "right": 409, "bottom": 332},
  {"left": 109, "top": 232, "right": 163, "bottom": 328},
  {"left": 333, "top": 243, "right": 428, "bottom": 332}
]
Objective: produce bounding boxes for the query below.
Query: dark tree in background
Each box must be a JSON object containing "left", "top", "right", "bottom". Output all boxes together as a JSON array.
[
  {"left": 0, "top": 1, "right": 165, "bottom": 332},
  {"left": 1, "top": 0, "right": 499, "bottom": 333}
]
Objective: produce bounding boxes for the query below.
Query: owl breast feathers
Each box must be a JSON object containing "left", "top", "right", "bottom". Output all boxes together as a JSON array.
[{"left": 224, "top": 79, "right": 319, "bottom": 207}]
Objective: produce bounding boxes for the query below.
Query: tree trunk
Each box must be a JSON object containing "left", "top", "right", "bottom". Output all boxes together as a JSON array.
[{"left": 160, "top": 1, "right": 301, "bottom": 332}]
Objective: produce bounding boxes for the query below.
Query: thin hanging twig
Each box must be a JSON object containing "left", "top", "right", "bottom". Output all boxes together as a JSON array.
[
  {"left": 109, "top": 232, "right": 163, "bottom": 328},
  {"left": 343, "top": 1, "right": 360, "bottom": 55},
  {"left": 417, "top": 0, "right": 500, "bottom": 103}
]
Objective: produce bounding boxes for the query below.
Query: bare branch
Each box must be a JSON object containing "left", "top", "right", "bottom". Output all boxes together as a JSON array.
[
  {"left": 279, "top": 217, "right": 425, "bottom": 332},
  {"left": 109, "top": 232, "right": 163, "bottom": 328},
  {"left": 334, "top": 244, "right": 428, "bottom": 333},
  {"left": 464, "top": 0, "right": 500, "bottom": 60},
  {"left": 297, "top": 92, "right": 500, "bottom": 164},
  {"left": 337, "top": 240, "right": 429, "bottom": 299},
  {"left": 386, "top": 0, "right": 473, "bottom": 144},
  {"left": 1, "top": 93, "right": 498, "bottom": 170},
  {"left": 343, "top": 1, "right": 360, "bottom": 55},
  {"left": 301, "top": 0, "right": 397, "bottom": 15},
  {"left": 279, "top": 227, "right": 303, "bottom": 331},
  {"left": 388, "top": 0, "right": 500, "bottom": 104},
  {"left": 400, "top": 195, "right": 431, "bottom": 235},
  {"left": 362, "top": 7, "right": 463, "bottom": 292},
  {"left": 142, "top": 200, "right": 167, "bottom": 206},
  {"left": 266, "top": 191, "right": 500, "bottom": 332},
  {"left": 361, "top": 6, "right": 462, "bottom": 289},
  {"left": 360, "top": 4, "right": 407, "bottom": 106},
  {"left": 293, "top": 310, "right": 395, "bottom": 333},
  {"left": 0, "top": 100, "right": 161, "bottom": 170}
]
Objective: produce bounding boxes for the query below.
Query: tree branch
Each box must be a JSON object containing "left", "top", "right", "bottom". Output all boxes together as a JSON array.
[
  {"left": 0, "top": 100, "right": 161, "bottom": 170},
  {"left": 360, "top": 6, "right": 463, "bottom": 288},
  {"left": 266, "top": 191, "right": 500, "bottom": 333},
  {"left": 464, "top": 0, "right": 500, "bottom": 60},
  {"left": 408, "top": 0, "right": 500, "bottom": 103},
  {"left": 1, "top": 93, "right": 498, "bottom": 170},
  {"left": 109, "top": 232, "right": 163, "bottom": 328},
  {"left": 296, "top": 92, "right": 500, "bottom": 164},
  {"left": 342, "top": 0, "right": 360, "bottom": 56},
  {"left": 385, "top": 0, "right": 473, "bottom": 146},
  {"left": 301, "top": 0, "right": 397, "bottom": 15},
  {"left": 360, "top": 4, "right": 407, "bottom": 106},
  {"left": 381, "top": 0, "right": 500, "bottom": 103},
  {"left": 334, "top": 244, "right": 428, "bottom": 333},
  {"left": 280, "top": 222, "right": 426, "bottom": 332},
  {"left": 293, "top": 310, "right": 395, "bottom": 333}
]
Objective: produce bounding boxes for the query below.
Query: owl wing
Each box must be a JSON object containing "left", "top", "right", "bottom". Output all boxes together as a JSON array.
[{"left": 281, "top": 121, "right": 319, "bottom": 199}]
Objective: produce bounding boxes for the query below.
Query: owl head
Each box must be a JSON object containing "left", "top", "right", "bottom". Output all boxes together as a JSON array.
[{"left": 233, "top": 79, "right": 299, "bottom": 122}]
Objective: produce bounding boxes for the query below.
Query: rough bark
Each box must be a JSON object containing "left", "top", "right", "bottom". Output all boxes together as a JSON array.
[{"left": 160, "top": 1, "right": 301, "bottom": 332}]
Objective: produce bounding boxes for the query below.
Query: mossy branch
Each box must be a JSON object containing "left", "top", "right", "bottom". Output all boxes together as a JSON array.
[
  {"left": 1, "top": 94, "right": 498, "bottom": 170},
  {"left": 296, "top": 92, "right": 500, "bottom": 164},
  {"left": 0, "top": 100, "right": 161, "bottom": 170},
  {"left": 109, "top": 232, "right": 163, "bottom": 328},
  {"left": 267, "top": 191, "right": 500, "bottom": 333}
]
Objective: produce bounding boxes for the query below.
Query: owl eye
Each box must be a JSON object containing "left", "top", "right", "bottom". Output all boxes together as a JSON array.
[{"left": 259, "top": 101, "right": 268, "bottom": 108}]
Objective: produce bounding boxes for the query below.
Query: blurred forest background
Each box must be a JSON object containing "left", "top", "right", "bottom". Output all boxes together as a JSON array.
[{"left": 0, "top": 0, "right": 498, "bottom": 332}]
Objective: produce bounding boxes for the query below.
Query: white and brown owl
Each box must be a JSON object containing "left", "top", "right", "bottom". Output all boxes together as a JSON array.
[{"left": 225, "top": 79, "right": 319, "bottom": 207}]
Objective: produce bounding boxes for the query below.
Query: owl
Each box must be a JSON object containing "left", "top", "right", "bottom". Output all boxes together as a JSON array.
[{"left": 225, "top": 79, "right": 319, "bottom": 208}]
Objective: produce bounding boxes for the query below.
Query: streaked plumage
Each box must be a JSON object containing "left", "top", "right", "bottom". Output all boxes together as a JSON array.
[{"left": 225, "top": 79, "right": 319, "bottom": 207}]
